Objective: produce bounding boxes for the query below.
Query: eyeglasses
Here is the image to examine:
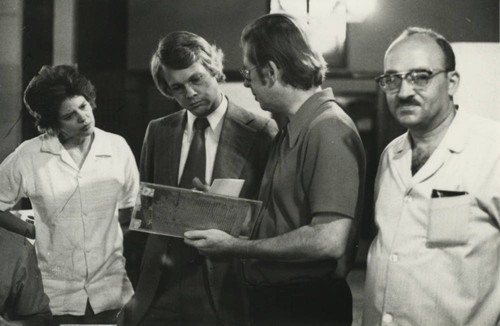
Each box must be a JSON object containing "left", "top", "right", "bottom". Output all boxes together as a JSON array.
[
  {"left": 239, "top": 66, "right": 257, "bottom": 80},
  {"left": 375, "top": 69, "right": 449, "bottom": 92}
]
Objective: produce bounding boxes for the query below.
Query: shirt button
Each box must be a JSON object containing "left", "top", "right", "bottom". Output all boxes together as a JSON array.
[
  {"left": 390, "top": 254, "right": 398, "bottom": 262},
  {"left": 382, "top": 313, "right": 393, "bottom": 323},
  {"left": 404, "top": 195, "right": 412, "bottom": 203}
]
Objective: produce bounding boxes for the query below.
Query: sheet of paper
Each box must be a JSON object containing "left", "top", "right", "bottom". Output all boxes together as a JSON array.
[
  {"left": 209, "top": 178, "right": 245, "bottom": 197},
  {"left": 129, "top": 182, "right": 262, "bottom": 238}
]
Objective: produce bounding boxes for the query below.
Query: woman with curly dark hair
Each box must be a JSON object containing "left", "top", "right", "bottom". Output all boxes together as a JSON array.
[{"left": 0, "top": 65, "right": 139, "bottom": 325}]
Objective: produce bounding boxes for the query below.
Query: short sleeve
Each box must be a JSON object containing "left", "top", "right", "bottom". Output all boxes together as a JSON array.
[
  {"left": 303, "top": 115, "right": 365, "bottom": 218},
  {"left": 117, "top": 137, "right": 140, "bottom": 209},
  {"left": 0, "top": 150, "right": 27, "bottom": 211}
]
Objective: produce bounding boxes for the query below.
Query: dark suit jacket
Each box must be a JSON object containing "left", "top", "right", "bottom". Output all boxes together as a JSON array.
[{"left": 120, "top": 100, "right": 277, "bottom": 326}]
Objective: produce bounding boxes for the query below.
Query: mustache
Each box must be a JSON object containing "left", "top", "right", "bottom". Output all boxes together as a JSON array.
[{"left": 397, "top": 97, "right": 420, "bottom": 106}]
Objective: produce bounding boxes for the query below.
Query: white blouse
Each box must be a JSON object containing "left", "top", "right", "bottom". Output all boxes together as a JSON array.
[{"left": 0, "top": 128, "right": 139, "bottom": 315}]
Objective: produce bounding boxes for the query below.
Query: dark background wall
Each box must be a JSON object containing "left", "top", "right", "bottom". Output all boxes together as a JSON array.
[
  {"left": 0, "top": 0, "right": 498, "bottom": 263},
  {"left": 3, "top": 0, "right": 498, "bottom": 162},
  {"left": 120, "top": 0, "right": 498, "bottom": 254},
  {"left": 348, "top": 0, "right": 499, "bottom": 71},
  {"left": 128, "top": 0, "right": 269, "bottom": 71},
  {"left": 127, "top": 0, "right": 499, "bottom": 72}
]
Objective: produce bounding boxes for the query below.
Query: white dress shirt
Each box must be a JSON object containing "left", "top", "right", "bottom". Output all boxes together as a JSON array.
[{"left": 178, "top": 94, "right": 228, "bottom": 186}]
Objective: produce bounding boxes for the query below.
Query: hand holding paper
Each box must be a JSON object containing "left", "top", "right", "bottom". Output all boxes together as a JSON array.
[
  {"left": 184, "top": 229, "right": 238, "bottom": 258},
  {"left": 129, "top": 182, "right": 262, "bottom": 238}
]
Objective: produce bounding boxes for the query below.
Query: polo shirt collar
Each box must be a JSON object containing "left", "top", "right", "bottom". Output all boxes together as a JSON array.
[{"left": 287, "top": 88, "right": 335, "bottom": 148}]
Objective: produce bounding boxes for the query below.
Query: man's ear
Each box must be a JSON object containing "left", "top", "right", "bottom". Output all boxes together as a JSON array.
[
  {"left": 264, "top": 60, "right": 280, "bottom": 85},
  {"left": 447, "top": 70, "right": 460, "bottom": 96}
]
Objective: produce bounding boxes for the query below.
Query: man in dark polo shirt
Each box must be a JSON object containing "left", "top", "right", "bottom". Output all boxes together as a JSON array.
[{"left": 185, "top": 13, "right": 366, "bottom": 326}]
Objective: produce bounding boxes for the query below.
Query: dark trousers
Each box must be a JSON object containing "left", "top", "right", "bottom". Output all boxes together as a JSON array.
[
  {"left": 247, "top": 278, "right": 352, "bottom": 326},
  {"left": 138, "top": 239, "right": 220, "bottom": 326},
  {"left": 50, "top": 300, "right": 119, "bottom": 325}
]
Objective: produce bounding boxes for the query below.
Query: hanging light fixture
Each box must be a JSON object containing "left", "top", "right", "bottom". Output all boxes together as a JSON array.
[
  {"left": 270, "top": 0, "right": 377, "bottom": 23},
  {"left": 270, "top": 0, "right": 347, "bottom": 67}
]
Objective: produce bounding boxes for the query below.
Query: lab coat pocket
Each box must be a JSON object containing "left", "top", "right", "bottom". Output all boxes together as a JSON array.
[{"left": 427, "top": 194, "right": 471, "bottom": 246}]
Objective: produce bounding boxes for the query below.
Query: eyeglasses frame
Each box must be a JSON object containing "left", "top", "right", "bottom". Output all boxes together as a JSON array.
[
  {"left": 375, "top": 69, "right": 450, "bottom": 92},
  {"left": 239, "top": 66, "right": 258, "bottom": 80}
]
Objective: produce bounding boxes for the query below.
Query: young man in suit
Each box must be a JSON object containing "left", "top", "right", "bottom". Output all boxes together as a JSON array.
[{"left": 119, "top": 31, "right": 277, "bottom": 326}]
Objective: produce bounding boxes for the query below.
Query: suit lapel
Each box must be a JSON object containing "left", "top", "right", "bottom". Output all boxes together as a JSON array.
[
  {"left": 163, "top": 111, "right": 186, "bottom": 186},
  {"left": 212, "top": 102, "right": 255, "bottom": 181}
]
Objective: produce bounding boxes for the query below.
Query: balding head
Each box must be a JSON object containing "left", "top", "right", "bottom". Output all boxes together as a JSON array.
[{"left": 386, "top": 27, "right": 456, "bottom": 72}]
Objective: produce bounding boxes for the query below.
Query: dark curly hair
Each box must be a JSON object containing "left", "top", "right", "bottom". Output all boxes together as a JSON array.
[{"left": 23, "top": 65, "right": 97, "bottom": 134}]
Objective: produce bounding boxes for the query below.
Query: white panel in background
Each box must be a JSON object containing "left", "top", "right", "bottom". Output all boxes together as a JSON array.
[
  {"left": 452, "top": 43, "right": 500, "bottom": 122},
  {"left": 219, "top": 82, "right": 271, "bottom": 119}
]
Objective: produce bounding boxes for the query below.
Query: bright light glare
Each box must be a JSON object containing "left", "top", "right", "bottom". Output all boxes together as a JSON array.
[
  {"left": 269, "top": 0, "right": 348, "bottom": 58},
  {"left": 308, "top": 3, "right": 346, "bottom": 55},
  {"left": 347, "top": 0, "right": 377, "bottom": 22},
  {"left": 270, "top": 0, "right": 306, "bottom": 16},
  {"left": 309, "top": 0, "right": 338, "bottom": 16}
]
